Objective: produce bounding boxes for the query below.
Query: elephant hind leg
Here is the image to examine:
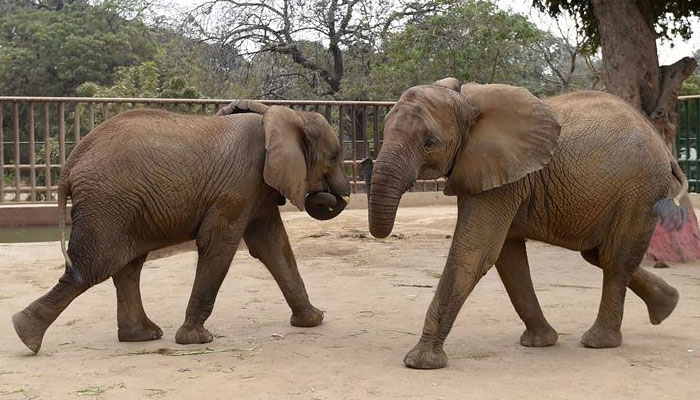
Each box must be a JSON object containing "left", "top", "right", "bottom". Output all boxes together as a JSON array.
[
  {"left": 580, "top": 221, "right": 656, "bottom": 348},
  {"left": 113, "top": 255, "right": 163, "bottom": 342},
  {"left": 13, "top": 270, "right": 88, "bottom": 354},
  {"left": 496, "top": 238, "right": 558, "bottom": 347},
  {"left": 581, "top": 248, "right": 678, "bottom": 326}
]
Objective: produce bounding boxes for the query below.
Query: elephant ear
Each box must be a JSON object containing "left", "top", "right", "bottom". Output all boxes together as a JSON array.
[
  {"left": 262, "top": 106, "right": 308, "bottom": 211},
  {"left": 434, "top": 77, "right": 461, "bottom": 92},
  {"left": 444, "top": 83, "right": 561, "bottom": 195},
  {"left": 216, "top": 100, "right": 269, "bottom": 116}
]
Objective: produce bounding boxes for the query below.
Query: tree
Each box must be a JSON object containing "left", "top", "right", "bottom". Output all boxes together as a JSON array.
[
  {"left": 533, "top": 0, "right": 698, "bottom": 142},
  {"left": 530, "top": 13, "right": 602, "bottom": 93},
  {"left": 187, "top": 0, "right": 440, "bottom": 98},
  {"left": 0, "top": 0, "right": 158, "bottom": 96},
  {"left": 76, "top": 62, "right": 202, "bottom": 99},
  {"left": 681, "top": 74, "right": 700, "bottom": 96},
  {"left": 534, "top": 0, "right": 700, "bottom": 262},
  {"left": 680, "top": 48, "right": 700, "bottom": 95},
  {"left": 369, "top": 0, "right": 561, "bottom": 99}
]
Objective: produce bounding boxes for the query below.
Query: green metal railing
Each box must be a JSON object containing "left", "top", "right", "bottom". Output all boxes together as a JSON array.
[{"left": 676, "top": 96, "right": 700, "bottom": 192}]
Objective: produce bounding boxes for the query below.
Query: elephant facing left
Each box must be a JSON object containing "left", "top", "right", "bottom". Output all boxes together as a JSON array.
[{"left": 12, "top": 101, "right": 351, "bottom": 354}]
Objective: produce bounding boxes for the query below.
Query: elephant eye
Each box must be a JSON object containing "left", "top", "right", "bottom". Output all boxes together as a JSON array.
[
  {"left": 330, "top": 152, "right": 339, "bottom": 163},
  {"left": 424, "top": 138, "right": 436, "bottom": 149}
]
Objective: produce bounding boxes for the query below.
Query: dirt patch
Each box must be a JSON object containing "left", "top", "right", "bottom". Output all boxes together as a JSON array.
[{"left": 0, "top": 206, "right": 698, "bottom": 399}]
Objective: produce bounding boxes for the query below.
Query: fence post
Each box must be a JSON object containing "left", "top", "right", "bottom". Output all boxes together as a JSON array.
[
  {"left": 59, "top": 102, "right": 65, "bottom": 166},
  {"left": 74, "top": 103, "right": 81, "bottom": 145},
  {"left": 28, "top": 103, "right": 36, "bottom": 200},
  {"left": 89, "top": 102, "right": 95, "bottom": 131},
  {"left": 43, "top": 102, "right": 51, "bottom": 200},
  {"left": 0, "top": 101, "right": 3, "bottom": 203},
  {"left": 13, "top": 102, "right": 20, "bottom": 202}
]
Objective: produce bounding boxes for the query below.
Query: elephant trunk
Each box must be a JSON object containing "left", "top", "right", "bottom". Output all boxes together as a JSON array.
[{"left": 368, "top": 148, "right": 416, "bottom": 238}]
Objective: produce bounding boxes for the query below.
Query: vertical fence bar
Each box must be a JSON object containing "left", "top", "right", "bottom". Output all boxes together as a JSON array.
[
  {"left": 43, "top": 102, "right": 51, "bottom": 200},
  {"left": 372, "top": 105, "right": 379, "bottom": 158},
  {"left": 350, "top": 105, "right": 357, "bottom": 193},
  {"left": 675, "top": 101, "right": 681, "bottom": 161},
  {"left": 13, "top": 102, "right": 20, "bottom": 202},
  {"left": 685, "top": 99, "right": 691, "bottom": 191},
  {"left": 338, "top": 105, "right": 345, "bottom": 189},
  {"left": 102, "top": 102, "right": 108, "bottom": 123},
  {"left": 361, "top": 106, "right": 369, "bottom": 193},
  {"left": 362, "top": 106, "right": 369, "bottom": 159},
  {"left": 28, "top": 103, "right": 36, "bottom": 200},
  {"left": 59, "top": 102, "right": 65, "bottom": 166},
  {"left": 688, "top": 99, "right": 700, "bottom": 193},
  {"left": 89, "top": 102, "right": 95, "bottom": 131},
  {"left": 0, "top": 102, "right": 4, "bottom": 203},
  {"left": 74, "top": 103, "right": 81, "bottom": 146}
]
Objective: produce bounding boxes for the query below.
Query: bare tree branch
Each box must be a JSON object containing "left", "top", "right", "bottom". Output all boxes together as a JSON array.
[{"left": 187, "top": 0, "right": 439, "bottom": 98}]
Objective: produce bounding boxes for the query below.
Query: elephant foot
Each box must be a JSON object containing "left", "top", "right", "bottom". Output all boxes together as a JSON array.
[
  {"left": 175, "top": 323, "right": 213, "bottom": 345},
  {"left": 290, "top": 306, "right": 324, "bottom": 327},
  {"left": 645, "top": 283, "right": 679, "bottom": 325},
  {"left": 520, "top": 325, "right": 558, "bottom": 347},
  {"left": 580, "top": 325, "right": 622, "bottom": 348},
  {"left": 404, "top": 341, "right": 448, "bottom": 369},
  {"left": 118, "top": 318, "right": 163, "bottom": 342},
  {"left": 12, "top": 309, "right": 51, "bottom": 354}
]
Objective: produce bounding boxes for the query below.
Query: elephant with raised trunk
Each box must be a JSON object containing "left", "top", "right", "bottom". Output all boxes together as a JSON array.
[
  {"left": 367, "top": 78, "right": 684, "bottom": 369},
  {"left": 13, "top": 101, "right": 350, "bottom": 354}
]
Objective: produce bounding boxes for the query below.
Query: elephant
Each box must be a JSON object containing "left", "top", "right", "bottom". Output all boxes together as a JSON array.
[
  {"left": 12, "top": 101, "right": 351, "bottom": 354},
  {"left": 367, "top": 77, "right": 685, "bottom": 369}
]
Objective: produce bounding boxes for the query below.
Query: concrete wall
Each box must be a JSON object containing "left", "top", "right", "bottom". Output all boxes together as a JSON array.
[{"left": 3, "top": 192, "right": 700, "bottom": 228}]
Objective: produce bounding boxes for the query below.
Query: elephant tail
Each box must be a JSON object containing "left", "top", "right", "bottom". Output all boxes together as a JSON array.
[
  {"left": 58, "top": 179, "right": 72, "bottom": 270},
  {"left": 653, "top": 159, "right": 689, "bottom": 231},
  {"left": 670, "top": 159, "right": 689, "bottom": 206}
]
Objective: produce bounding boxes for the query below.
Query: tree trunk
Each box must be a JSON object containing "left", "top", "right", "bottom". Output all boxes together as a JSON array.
[{"left": 591, "top": 0, "right": 700, "bottom": 262}]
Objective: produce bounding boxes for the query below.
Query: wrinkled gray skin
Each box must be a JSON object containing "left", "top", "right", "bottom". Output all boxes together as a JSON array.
[
  {"left": 368, "top": 78, "right": 684, "bottom": 369},
  {"left": 13, "top": 102, "right": 351, "bottom": 354}
]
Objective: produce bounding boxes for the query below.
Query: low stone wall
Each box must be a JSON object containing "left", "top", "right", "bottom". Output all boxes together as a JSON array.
[{"left": 3, "top": 192, "right": 699, "bottom": 228}]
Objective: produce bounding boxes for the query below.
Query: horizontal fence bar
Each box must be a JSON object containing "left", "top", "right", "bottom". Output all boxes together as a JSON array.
[{"left": 0, "top": 96, "right": 396, "bottom": 106}]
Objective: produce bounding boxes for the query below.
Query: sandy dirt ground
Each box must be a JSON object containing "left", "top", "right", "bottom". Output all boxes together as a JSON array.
[{"left": 1, "top": 206, "right": 699, "bottom": 399}]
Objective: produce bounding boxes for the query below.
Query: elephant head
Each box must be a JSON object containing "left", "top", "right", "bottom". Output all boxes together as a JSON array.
[
  {"left": 368, "top": 78, "right": 561, "bottom": 238},
  {"left": 262, "top": 105, "right": 351, "bottom": 220}
]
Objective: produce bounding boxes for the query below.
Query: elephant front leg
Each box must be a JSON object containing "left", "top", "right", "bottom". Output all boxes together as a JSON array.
[
  {"left": 243, "top": 208, "right": 323, "bottom": 328},
  {"left": 404, "top": 194, "right": 521, "bottom": 369},
  {"left": 175, "top": 216, "right": 242, "bottom": 345}
]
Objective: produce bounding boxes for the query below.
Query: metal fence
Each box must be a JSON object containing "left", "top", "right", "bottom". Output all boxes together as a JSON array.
[
  {"left": 676, "top": 95, "right": 700, "bottom": 192},
  {"left": 2, "top": 95, "right": 698, "bottom": 203},
  {"left": 0, "top": 97, "right": 449, "bottom": 203}
]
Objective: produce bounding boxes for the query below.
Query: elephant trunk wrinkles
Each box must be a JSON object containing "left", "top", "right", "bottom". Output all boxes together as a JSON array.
[{"left": 368, "top": 150, "right": 415, "bottom": 238}]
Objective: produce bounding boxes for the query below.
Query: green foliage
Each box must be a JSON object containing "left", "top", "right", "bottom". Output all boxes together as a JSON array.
[
  {"left": 533, "top": 0, "right": 700, "bottom": 51},
  {"left": 679, "top": 49, "right": 700, "bottom": 95},
  {"left": 681, "top": 74, "right": 700, "bottom": 96},
  {"left": 0, "top": 1, "right": 158, "bottom": 96},
  {"left": 369, "top": 0, "right": 555, "bottom": 99},
  {"left": 76, "top": 62, "right": 202, "bottom": 99},
  {"left": 3, "top": 168, "right": 15, "bottom": 187}
]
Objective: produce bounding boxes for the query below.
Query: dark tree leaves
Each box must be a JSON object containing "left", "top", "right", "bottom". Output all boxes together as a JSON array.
[{"left": 533, "top": 0, "right": 700, "bottom": 50}]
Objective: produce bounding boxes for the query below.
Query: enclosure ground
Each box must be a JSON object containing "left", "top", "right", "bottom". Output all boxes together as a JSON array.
[{"left": 1, "top": 206, "right": 698, "bottom": 399}]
